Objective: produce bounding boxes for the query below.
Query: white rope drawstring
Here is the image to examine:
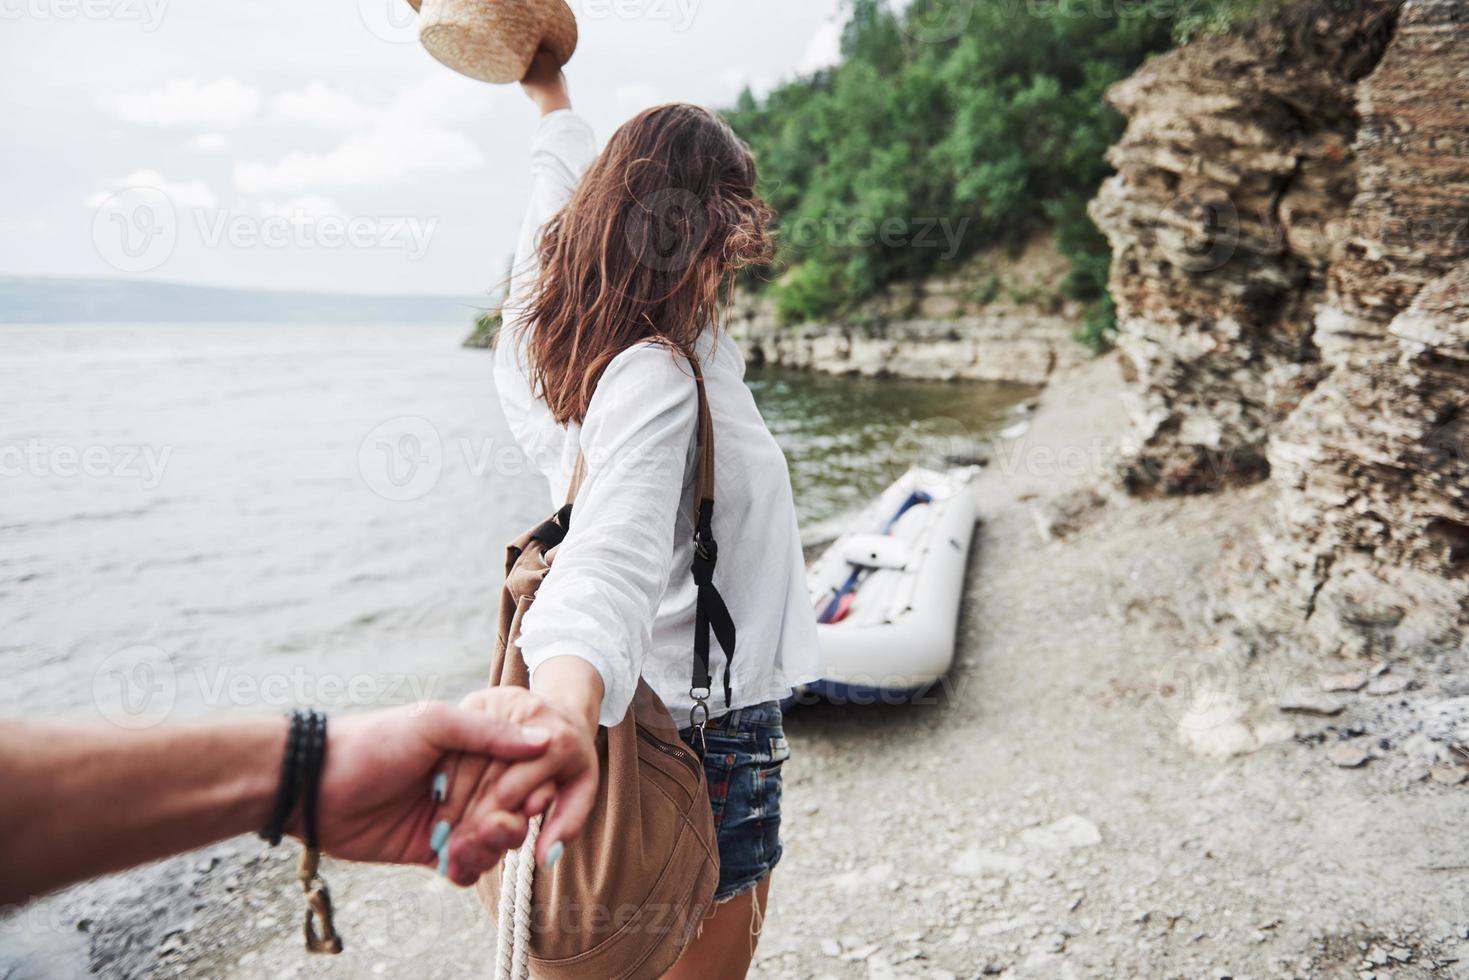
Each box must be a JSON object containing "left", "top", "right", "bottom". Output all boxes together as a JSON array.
[{"left": 493, "top": 816, "right": 541, "bottom": 980}]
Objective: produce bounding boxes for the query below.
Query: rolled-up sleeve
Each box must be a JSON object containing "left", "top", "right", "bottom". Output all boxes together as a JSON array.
[
  {"left": 516, "top": 345, "right": 698, "bottom": 727},
  {"left": 493, "top": 109, "right": 600, "bottom": 493}
]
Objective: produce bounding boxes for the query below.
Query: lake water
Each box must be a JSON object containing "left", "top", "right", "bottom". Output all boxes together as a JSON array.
[{"left": 0, "top": 322, "right": 1032, "bottom": 726}]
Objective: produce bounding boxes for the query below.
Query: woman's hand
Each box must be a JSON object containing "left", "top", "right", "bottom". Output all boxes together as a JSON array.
[
  {"left": 460, "top": 673, "right": 601, "bottom": 868},
  {"left": 521, "top": 48, "right": 571, "bottom": 116},
  {"left": 308, "top": 701, "right": 552, "bottom": 886}
]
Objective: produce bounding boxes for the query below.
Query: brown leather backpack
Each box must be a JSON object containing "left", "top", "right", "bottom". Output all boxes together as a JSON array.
[{"left": 477, "top": 359, "right": 737, "bottom": 979}]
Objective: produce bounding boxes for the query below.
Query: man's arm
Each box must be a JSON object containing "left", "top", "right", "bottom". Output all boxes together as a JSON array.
[{"left": 0, "top": 701, "right": 566, "bottom": 906}]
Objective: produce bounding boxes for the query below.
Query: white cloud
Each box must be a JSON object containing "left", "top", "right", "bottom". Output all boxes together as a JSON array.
[
  {"left": 268, "top": 82, "right": 376, "bottom": 131},
  {"left": 188, "top": 132, "right": 229, "bottom": 153},
  {"left": 87, "top": 170, "right": 220, "bottom": 210},
  {"left": 234, "top": 75, "right": 488, "bottom": 194},
  {"left": 799, "top": 18, "right": 843, "bottom": 74},
  {"left": 257, "top": 195, "right": 344, "bottom": 220},
  {"left": 106, "top": 78, "right": 261, "bottom": 129},
  {"left": 612, "top": 83, "right": 662, "bottom": 118}
]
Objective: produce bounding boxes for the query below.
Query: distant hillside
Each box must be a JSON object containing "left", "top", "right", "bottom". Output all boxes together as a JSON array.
[{"left": 0, "top": 276, "right": 483, "bottom": 325}]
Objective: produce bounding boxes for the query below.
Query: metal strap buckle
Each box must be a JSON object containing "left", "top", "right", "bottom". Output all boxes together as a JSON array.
[{"left": 689, "top": 688, "right": 711, "bottom": 758}]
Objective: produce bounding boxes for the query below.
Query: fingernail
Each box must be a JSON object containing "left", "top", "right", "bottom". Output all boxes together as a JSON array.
[
  {"left": 437, "top": 849, "right": 450, "bottom": 878},
  {"left": 543, "top": 840, "right": 564, "bottom": 869},
  {"left": 430, "top": 819, "right": 451, "bottom": 853},
  {"left": 520, "top": 725, "right": 550, "bottom": 744},
  {"left": 431, "top": 772, "right": 448, "bottom": 803}
]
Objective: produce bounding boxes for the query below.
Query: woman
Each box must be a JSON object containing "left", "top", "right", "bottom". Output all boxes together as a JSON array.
[{"left": 491, "top": 53, "right": 821, "bottom": 978}]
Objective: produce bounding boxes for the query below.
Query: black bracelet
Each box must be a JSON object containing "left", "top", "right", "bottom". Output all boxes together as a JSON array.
[
  {"left": 300, "top": 711, "right": 327, "bottom": 851},
  {"left": 260, "top": 710, "right": 309, "bottom": 846}
]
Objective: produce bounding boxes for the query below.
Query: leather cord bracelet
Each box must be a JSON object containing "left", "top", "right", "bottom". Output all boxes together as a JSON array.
[
  {"left": 259, "top": 710, "right": 308, "bottom": 847},
  {"left": 258, "top": 709, "right": 343, "bottom": 955}
]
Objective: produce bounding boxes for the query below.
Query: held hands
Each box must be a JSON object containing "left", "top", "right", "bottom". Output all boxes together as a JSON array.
[
  {"left": 461, "top": 681, "right": 601, "bottom": 869},
  {"left": 302, "top": 695, "right": 592, "bottom": 887}
]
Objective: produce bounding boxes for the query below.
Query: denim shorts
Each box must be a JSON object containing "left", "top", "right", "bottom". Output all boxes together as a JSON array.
[{"left": 678, "top": 700, "right": 790, "bottom": 903}]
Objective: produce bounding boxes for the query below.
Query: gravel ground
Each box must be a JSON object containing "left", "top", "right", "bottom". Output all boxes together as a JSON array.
[{"left": 6, "top": 355, "right": 1466, "bottom": 979}]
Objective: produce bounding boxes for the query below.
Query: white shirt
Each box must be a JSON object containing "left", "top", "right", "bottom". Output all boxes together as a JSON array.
[{"left": 494, "top": 110, "right": 822, "bottom": 729}]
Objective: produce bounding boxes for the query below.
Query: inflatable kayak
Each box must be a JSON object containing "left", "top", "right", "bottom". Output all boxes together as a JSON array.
[{"left": 803, "top": 466, "right": 981, "bottom": 700}]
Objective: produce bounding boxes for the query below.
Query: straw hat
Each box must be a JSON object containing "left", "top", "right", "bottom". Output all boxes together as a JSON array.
[{"left": 411, "top": 0, "right": 578, "bottom": 85}]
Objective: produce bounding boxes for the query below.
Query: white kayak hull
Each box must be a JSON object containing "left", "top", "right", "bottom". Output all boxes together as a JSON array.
[{"left": 804, "top": 466, "right": 980, "bottom": 697}]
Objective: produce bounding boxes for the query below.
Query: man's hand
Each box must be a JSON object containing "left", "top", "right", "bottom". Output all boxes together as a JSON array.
[
  {"left": 310, "top": 702, "right": 550, "bottom": 886},
  {"left": 521, "top": 48, "right": 571, "bottom": 116}
]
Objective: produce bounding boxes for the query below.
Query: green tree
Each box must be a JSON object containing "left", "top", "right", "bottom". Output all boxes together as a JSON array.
[{"left": 727, "top": 0, "right": 1193, "bottom": 350}]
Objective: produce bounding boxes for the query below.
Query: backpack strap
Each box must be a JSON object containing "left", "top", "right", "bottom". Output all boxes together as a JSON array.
[
  {"left": 553, "top": 354, "right": 737, "bottom": 723},
  {"left": 687, "top": 360, "right": 736, "bottom": 717}
]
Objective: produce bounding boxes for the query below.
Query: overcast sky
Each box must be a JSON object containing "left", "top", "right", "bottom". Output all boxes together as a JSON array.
[{"left": 0, "top": 0, "right": 850, "bottom": 296}]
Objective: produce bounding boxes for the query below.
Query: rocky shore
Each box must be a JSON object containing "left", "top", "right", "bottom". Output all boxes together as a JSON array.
[
  {"left": 18, "top": 350, "right": 1464, "bottom": 980},
  {"left": 727, "top": 236, "right": 1089, "bottom": 387}
]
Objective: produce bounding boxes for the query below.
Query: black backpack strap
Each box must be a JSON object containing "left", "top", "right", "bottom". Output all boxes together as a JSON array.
[{"left": 687, "top": 361, "right": 736, "bottom": 715}]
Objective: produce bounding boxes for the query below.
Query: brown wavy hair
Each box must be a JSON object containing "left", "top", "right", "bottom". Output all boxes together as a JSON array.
[{"left": 524, "top": 103, "right": 775, "bottom": 426}]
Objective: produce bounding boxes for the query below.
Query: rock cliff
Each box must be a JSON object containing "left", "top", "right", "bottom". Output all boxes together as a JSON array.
[
  {"left": 1092, "top": 0, "right": 1469, "bottom": 658},
  {"left": 1260, "top": 0, "right": 1469, "bottom": 658},
  {"left": 727, "top": 237, "right": 1088, "bottom": 385},
  {"left": 1088, "top": 1, "right": 1401, "bottom": 493}
]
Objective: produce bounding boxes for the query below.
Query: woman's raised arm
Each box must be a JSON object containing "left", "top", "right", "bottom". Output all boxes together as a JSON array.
[{"left": 493, "top": 55, "right": 600, "bottom": 500}]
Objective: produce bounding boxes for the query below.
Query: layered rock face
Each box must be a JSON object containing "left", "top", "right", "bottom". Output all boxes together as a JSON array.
[
  {"left": 1264, "top": 265, "right": 1469, "bottom": 657},
  {"left": 1315, "top": 0, "right": 1469, "bottom": 357},
  {"left": 728, "top": 237, "right": 1088, "bottom": 385},
  {"left": 1094, "top": 0, "right": 1469, "bottom": 658},
  {"left": 1089, "top": 3, "right": 1400, "bottom": 493},
  {"left": 1260, "top": 0, "right": 1469, "bottom": 657}
]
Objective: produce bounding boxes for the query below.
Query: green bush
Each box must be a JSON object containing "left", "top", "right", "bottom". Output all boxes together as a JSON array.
[{"left": 726, "top": 0, "right": 1209, "bottom": 336}]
